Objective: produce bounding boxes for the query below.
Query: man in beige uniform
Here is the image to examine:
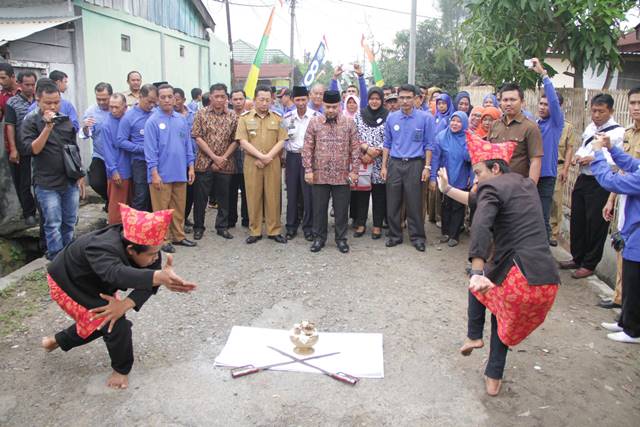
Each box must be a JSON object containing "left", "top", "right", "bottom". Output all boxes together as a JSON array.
[
  {"left": 236, "top": 85, "right": 288, "bottom": 244},
  {"left": 549, "top": 119, "right": 577, "bottom": 246},
  {"left": 600, "top": 88, "right": 640, "bottom": 309}
]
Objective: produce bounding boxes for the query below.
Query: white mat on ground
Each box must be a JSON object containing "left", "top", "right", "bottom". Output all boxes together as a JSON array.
[{"left": 214, "top": 326, "right": 384, "bottom": 378}]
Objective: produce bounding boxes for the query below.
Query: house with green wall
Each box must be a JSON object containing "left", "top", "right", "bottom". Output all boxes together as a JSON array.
[{"left": 0, "top": 0, "right": 230, "bottom": 225}]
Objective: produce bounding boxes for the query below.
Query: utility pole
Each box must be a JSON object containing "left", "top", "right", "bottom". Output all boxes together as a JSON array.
[
  {"left": 408, "top": 0, "right": 417, "bottom": 84},
  {"left": 289, "top": 0, "right": 296, "bottom": 88},
  {"left": 225, "top": 0, "right": 235, "bottom": 85}
]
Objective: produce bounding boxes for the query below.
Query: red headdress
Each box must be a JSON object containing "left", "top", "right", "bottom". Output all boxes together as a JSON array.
[
  {"left": 466, "top": 132, "right": 517, "bottom": 165},
  {"left": 119, "top": 203, "right": 173, "bottom": 246}
]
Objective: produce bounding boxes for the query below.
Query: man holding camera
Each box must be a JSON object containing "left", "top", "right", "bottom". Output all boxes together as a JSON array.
[{"left": 21, "top": 79, "right": 85, "bottom": 260}]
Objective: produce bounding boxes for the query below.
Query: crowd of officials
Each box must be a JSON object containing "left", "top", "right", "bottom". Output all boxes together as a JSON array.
[{"left": 0, "top": 58, "right": 639, "bottom": 348}]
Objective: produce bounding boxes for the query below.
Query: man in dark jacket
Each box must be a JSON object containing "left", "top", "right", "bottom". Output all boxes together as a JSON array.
[
  {"left": 437, "top": 134, "right": 560, "bottom": 396},
  {"left": 41, "top": 204, "right": 196, "bottom": 389}
]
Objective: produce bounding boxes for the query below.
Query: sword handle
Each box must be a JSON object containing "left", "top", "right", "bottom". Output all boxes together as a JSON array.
[
  {"left": 231, "top": 365, "right": 259, "bottom": 378},
  {"left": 331, "top": 372, "right": 359, "bottom": 385}
]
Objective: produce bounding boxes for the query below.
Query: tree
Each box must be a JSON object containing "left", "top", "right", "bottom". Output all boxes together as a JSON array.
[
  {"left": 463, "top": 0, "right": 637, "bottom": 89},
  {"left": 378, "top": 19, "right": 460, "bottom": 93},
  {"left": 437, "top": 0, "right": 468, "bottom": 85}
]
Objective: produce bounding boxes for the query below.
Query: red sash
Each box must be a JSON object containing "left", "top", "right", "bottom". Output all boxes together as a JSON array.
[
  {"left": 472, "top": 265, "right": 558, "bottom": 347},
  {"left": 47, "top": 274, "right": 117, "bottom": 339}
]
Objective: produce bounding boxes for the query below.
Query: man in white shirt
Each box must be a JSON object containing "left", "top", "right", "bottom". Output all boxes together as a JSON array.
[
  {"left": 559, "top": 93, "right": 625, "bottom": 278},
  {"left": 283, "top": 86, "right": 318, "bottom": 240}
]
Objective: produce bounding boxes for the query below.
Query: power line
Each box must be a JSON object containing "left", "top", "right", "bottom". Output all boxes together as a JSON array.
[
  {"left": 209, "top": 0, "right": 272, "bottom": 7},
  {"left": 329, "top": 0, "right": 431, "bottom": 19}
]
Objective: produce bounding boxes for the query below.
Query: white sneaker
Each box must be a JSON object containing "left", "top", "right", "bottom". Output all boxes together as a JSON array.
[
  {"left": 607, "top": 331, "right": 640, "bottom": 344},
  {"left": 601, "top": 322, "right": 623, "bottom": 332}
]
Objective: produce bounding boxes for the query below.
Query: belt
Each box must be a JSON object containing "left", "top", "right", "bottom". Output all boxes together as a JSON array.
[
  {"left": 391, "top": 156, "right": 423, "bottom": 162},
  {"left": 287, "top": 150, "right": 302, "bottom": 154}
]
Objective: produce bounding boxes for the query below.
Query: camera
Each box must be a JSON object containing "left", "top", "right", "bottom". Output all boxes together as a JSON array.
[
  {"left": 51, "top": 113, "right": 70, "bottom": 125},
  {"left": 524, "top": 59, "right": 534, "bottom": 68}
]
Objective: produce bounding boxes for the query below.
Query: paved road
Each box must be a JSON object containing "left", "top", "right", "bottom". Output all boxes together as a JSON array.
[{"left": 1, "top": 217, "right": 639, "bottom": 426}]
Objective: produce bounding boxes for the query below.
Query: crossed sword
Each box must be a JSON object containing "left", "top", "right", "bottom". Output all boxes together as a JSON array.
[{"left": 231, "top": 345, "right": 359, "bottom": 385}]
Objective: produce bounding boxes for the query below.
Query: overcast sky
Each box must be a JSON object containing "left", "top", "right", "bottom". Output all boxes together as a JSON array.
[
  {"left": 205, "top": 1, "right": 640, "bottom": 68},
  {"left": 205, "top": 0, "right": 441, "bottom": 66}
]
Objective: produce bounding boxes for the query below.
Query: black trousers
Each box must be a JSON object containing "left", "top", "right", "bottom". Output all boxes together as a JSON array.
[
  {"left": 229, "top": 173, "right": 248, "bottom": 226},
  {"left": 193, "top": 171, "right": 231, "bottom": 231},
  {"left": 185, "top": 181, "right": 194, "bottom": 222},
  {"left": 570, "top": 174, "right": 610, "bottom": 270},
  {"left": 88, "top": 157, "right": 108, "bottom": 203},
  {"left": 285, "top": 152, "right": 313, "bottom": 234},
  {"left": 312, "top": 184, "right": 350, "bottom": 243},
  {"left": 386, "top": 158, "right": 426, "bottom": 243},
  {"left": 351, "top": 190, "right": 371, "bottom": 227},
  {"left": 441, "top": 194, "right": 465, "bottom": 241},
  {"left": 620, "top": 258, "right": 640, "bottom": 338},
  {"left": 371, "top": 183, "right": 386, "bottom": 228},
  {"left": 8, "top": 156, "right": 36, "bottom": 218},
  {"left": 55, "top": 317, "right": 134, "bottom": 375},
  {"left": 467, "top": 291, "right": 508, "bottom": 379}
]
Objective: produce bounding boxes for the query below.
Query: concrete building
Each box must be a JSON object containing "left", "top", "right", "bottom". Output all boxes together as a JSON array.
[{"left": 0, "top": 0, "right": 230, "bottom": 227}]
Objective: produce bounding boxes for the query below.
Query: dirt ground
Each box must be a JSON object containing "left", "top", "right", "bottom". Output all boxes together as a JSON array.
[{"left": 0, "top": 214, "right": 639, "bottom": 426}]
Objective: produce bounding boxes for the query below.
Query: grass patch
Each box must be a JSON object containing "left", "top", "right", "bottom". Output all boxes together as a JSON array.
[{"left": 0, "top": 269, "right": 50, "bottom": 336}]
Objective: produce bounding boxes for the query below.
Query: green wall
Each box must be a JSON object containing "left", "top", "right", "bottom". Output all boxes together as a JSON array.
[{"left": 79, "top": 5, "right": 229, "bottom": 106}]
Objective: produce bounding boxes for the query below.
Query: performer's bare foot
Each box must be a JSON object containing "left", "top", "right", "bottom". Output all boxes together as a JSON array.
[
  {"left": 107, "top": 371, "right": 129, "bottom": 389},
  {"left": 484, "top": 376, "right": 502, "bottom": 396},
  {"left": 460, "top": 338, "right": 484, "bottom": 356},
  {"left": 41, "top": 336, "right": 59, "bottom": 353}
]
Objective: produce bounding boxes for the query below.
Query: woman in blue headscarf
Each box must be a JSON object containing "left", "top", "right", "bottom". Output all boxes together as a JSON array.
[
  {"left": 482, "top": 93, "right": 499, "bottom": 108},
  {"left": 454, "top": 91, "right": 473, "bottom": 115},
  {"left": 430, "top": 111, "right": 472, "bottom": 247},
  {"left": 434, "top": 93, "right": 454, "bottom": 134}
]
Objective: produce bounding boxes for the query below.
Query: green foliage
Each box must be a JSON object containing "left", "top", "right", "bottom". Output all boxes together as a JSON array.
[
  {"left": 463, "top": 0, "right": 636, "bottom": 88},
  {"left": 378, "top": 19, "right": 460, "bottom": 93}
]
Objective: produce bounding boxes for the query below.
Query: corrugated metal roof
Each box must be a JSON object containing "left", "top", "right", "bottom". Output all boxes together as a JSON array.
[{"left": 0, "top": 16, "right": 79, "bottom": 46}]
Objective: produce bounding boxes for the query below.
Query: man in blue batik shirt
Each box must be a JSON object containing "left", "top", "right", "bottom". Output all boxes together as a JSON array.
[{"left": 382, "top": 84, "right": 435, "bottom": 252}]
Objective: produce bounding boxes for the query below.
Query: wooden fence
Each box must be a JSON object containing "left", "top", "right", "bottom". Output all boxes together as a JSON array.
[{"left": 460, "top": 86, "right": 632, "bottom": 210}]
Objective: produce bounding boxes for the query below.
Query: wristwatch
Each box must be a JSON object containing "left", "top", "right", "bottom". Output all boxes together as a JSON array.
[{"left": 468, "top": 269, "right": 484, "bottom": 278}]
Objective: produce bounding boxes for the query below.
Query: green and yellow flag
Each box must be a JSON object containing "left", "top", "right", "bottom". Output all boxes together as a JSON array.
[
  {"left": 244, "top": 3, "right": 280, "bottom": 99},
  {"left": 361, "top": 35, "right": 384, "bottom": 87}
]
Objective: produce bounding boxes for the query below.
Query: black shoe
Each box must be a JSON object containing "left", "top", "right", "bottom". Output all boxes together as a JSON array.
[
  {"left": 228, "top": 223, "right": 237, "bottom": 228},
  {"left": 184, "top": 224, "right": 193, "bottom": 234},
  {"left": 385, "top": 238, "right": 401, "bottom": 247},
  {"left": 173, "top": 239, "right": 197, "bottom": 247},
  {"left": 414, "top": 242, "right": 426, "bottom": 252},
  {"left": 310, "top": 239, "right": 324, "bottom": 252},
  {"left": 217, "top": 230, "right": 233, "bottom": 239},
  {"left": 371, "top": 232, "right": 382, "bottom": 240},
  {"left": 268, "top": 234, "right": 287, "bottom": 244},
  {"left": 246, "top": 235, "right": 262, "bottom": 244},
  {"left": 337, "top": 241, "right": 350, "bottom": 253},
  {"left": 549, "top": 239, "right": 558, "bottom": 247},
  {"left": 353, "top": 227, "right": 366, "bottom": 238},
  {"left": 597, "top": 300, "right": 621, "bottom": 309},
  {"left": 25, "top": 216, "right": 37, "bottom": 227},
  {"left": 193, "top": 229, "right": 204, "bottom": 240},
  {"left": 241, "top": 220, "right": 249, "bottom": 227},
  {"left": 161, "top": 243, "right": 175, "bottom": 253},
  {"left": 286, "top": 231, "right": 297, "bottom": 240},
  {"left": 304, "top": 233, "right": 314, "bottom": 242}
]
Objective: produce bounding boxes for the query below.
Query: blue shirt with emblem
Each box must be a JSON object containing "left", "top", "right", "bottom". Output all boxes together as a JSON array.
[
  {"left": 116, "top": 105, "right": 153, "bottom": 162},
  {"left": 143, "top": 109, "right": 195, "bottom": 183},
  {"left": 383, "top": 107, "right": 435, "bottom": 159}
]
